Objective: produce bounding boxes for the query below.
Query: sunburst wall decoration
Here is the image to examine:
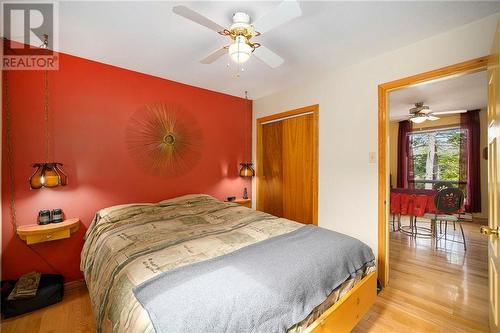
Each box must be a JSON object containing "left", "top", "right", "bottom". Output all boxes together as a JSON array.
[{"left": 126, "top": 103, "right": 202, "bottom": 177}]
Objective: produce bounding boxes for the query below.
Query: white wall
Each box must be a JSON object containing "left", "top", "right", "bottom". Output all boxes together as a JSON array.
[{"left": 252, "top": 13, "right": 499, "bottom": 259}]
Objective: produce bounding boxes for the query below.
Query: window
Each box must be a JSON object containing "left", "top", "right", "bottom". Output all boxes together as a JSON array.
[{"left": 408, "top": 127, "right": 466, "bottom": 190}]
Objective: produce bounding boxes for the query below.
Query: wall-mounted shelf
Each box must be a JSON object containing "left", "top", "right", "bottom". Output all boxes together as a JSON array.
[
  {"left": 16, "top": 218, "right": 80, "bottom": 245},
  {"left": 226, "top": 198, "right": 252, "bottom": 208}
]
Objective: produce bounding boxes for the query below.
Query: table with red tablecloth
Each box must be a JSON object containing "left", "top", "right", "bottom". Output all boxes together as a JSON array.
[
  {"left": 389, "top": 188, "right": 440, "bottom": 236},
  {"left": 391, "top": 187, "right": 466, "bottom": 241},
  {"left": 390, "top": 188, "right": 438, "bottom": 217}
]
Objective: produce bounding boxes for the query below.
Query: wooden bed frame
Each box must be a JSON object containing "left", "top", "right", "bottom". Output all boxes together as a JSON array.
[
  {"left": 304, "top": 271, "right": 377, "bottom": 333},
  {"left": 69, "top": 269, "right": 376, "bottom": 333}
]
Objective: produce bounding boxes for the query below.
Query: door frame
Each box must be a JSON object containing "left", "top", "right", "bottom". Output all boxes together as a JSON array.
[
  {"left": 256, "top": 104, "right": 319, "bottom": 225},
  {"left": 377, "top": 56, "right": 489, "bottom": 287}
]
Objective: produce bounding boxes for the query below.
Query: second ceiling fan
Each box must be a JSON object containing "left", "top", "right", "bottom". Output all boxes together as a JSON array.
[
  {"left": 408, "top": 102, "right": 466, "bottom": 124},
  {"left": 172, "top": 1, "right": 302, "bottom": 68}
]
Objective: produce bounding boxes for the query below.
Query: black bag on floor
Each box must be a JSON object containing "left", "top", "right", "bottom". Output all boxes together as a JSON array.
[{"left": 1, "top": 274, "right": 64, "bottom": 318}]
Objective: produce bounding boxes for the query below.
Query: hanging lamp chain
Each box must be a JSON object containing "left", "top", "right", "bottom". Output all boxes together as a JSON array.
[
  {"left": 4, "top": 70, "right": 18, "bottom": 229},
  {"left": 43, "top": 34, "right": 50, "bottom": 162},
  {"left": 44, "top": 63, "right": 49, "bottom": 162},
  {"left": 244, "top": 91, "right": 248, "bottom": 162}
]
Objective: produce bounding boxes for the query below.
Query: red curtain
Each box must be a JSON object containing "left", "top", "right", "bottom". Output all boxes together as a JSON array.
[
  {"left": 460, "top": 110, "right": 481, "bottom": 212},
  {"left": 397, "top": 120, "right": 413, "bottom": 188}
]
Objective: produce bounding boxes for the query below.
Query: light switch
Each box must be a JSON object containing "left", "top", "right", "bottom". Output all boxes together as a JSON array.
[{"left": 369, "top": 152, "right": 376, "bottom": 164}]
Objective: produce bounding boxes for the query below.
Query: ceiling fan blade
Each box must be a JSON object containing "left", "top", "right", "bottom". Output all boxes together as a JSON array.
[
  {"left": 253, "top": 0, "right": 302, "bottom": 34},
  {"left": 433, "top": 109, "right": 467, "bottom": 115},
  {"left": 200, "top": 48, "right": 227, "bottom": 64},
  {"left": 254, "top": 45, "right": 284, "bottom": 68},
  {"left": 428, "top": 115, "right": 440, "bottom": 121},
  {"left": 173, "top": 5, "right": 226, "bottom": 33}
]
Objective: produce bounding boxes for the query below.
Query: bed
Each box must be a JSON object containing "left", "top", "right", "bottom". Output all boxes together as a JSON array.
[{"left": 81, "top": 194, "right": 376, "bottom": 333}]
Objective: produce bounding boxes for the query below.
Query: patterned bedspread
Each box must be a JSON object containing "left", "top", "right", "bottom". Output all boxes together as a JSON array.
[{"left": 81, "top": 194, "right": 373, "bottom": 333}]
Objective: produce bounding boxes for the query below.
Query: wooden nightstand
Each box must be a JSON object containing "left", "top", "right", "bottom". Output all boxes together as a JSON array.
[
  {"left": 232, "top": 198, "right": 252, "bottom": 208},
  {"left": 16, "top": 218, "right": 80, "bottom": 245}
]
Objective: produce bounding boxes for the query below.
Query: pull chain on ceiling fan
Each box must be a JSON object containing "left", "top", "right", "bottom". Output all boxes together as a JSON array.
[{"left": 172, "top": 0, "right": 302, "bottom": 68}]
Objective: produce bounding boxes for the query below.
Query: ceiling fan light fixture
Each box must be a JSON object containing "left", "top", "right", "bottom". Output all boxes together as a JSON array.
[
  {"left": 174, "top": 1, "right": 297, "bottom": 68},
  {"left": 230, "top": 12, "right": 251, "bottom": 31},
  {"left": 228, "top": 36, "right": 252, "bottom": 64},
  {"left": 410, "top": 114, "right": 427, "bottom": 124}
]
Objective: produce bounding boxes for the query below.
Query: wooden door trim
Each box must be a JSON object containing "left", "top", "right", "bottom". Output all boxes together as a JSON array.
[
  {"left": 256, "top": 104, "right": 319, "bottom": 225},
  {"left": 378, "top": 56, "right": 489, "bottom": 287}
]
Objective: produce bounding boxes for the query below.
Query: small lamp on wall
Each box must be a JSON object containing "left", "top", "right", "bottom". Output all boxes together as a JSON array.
[
  {"left": 28, "top": 35, "right": 68, "bottom": 190},
  {"left": 239, "top": 92, "right": 254, "bottom": 200},
  {"left": 30, "top": 163, "right": 68, "bottom": 189},
  {"left": 239, "top": 163, "right": 254, "bottom": 200},
  {"left": 239, "top": 163, "right": 255, "bottom": 177}
]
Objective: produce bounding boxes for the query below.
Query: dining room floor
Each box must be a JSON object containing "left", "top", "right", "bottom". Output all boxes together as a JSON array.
[{"left": 353, "top": 217, "right": 489, "bottom": 333}]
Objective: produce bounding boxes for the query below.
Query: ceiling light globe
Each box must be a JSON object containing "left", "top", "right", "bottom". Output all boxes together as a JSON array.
[
  {"left": 228, "top": 37, "right": 252, "bottom": 64},
  {"left": 410, "top": 116, "right": 426, "bottom": 124}
]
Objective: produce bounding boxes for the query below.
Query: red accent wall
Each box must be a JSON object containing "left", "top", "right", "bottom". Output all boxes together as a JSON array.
[{"left": 2, "top": 51, "right": 252, "bottom": 281}]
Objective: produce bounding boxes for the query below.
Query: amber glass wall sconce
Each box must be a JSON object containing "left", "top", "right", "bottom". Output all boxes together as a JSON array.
[
  {"left": 239, "top": 163, "right": 255, "bottom": 177},
  {"left": 28, "top": 35, "right": 68, "bottom": 190},
  {"left": 29, "top": 163, "right": 68, "bottom": 189}
]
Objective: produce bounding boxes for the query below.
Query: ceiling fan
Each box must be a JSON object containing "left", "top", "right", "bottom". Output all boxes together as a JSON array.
[
  {"left": 408, "top": 102, "right": 466, "bottom": 124},
  {"left": 172, "top": 1, "right": 302, "bottom": 68}
]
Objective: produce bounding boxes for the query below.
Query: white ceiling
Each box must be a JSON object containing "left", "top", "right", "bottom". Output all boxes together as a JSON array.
[
  {"left": 34, "top": 2, "right": 500, "bottom": 98},
  {"left": 389, "top": 70, "right": 488, "bottom": 121}
]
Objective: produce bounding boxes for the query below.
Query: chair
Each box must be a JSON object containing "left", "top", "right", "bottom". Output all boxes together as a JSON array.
[
  {"left": 432, "top": 181, "right": 456, "bottom": 232},
  {"left": 433, "top": 181, "right": 453, "bottom": 192},
  {"left": 424, "top": 188, "right": 466, "bottom": 250}
]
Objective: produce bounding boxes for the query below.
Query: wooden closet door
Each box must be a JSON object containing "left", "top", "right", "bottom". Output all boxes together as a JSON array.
[
  {"left": 257, "top": 105, "right": 318, "bottom": 225},
  {"left": 259, "top": 121, "right": 284, "bottom": 217},
  {"left": 282, "top": 114, "right": 315, "bottom": 224}
]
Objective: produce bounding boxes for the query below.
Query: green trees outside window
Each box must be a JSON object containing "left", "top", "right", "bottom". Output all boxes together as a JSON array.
[{"left": 409, "top": 127, "right": 465, "bottom": 189}]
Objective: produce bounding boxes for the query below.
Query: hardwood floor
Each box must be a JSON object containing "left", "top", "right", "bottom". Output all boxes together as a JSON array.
[
  {"left": 1, "top": 219, "right": 488, "bottom": 333},
  {"left": 353, "top": 218, "right": 489, "bottom": 333},
  {"left": 1, "top": 281, "right": 95, "bottom": 333}
]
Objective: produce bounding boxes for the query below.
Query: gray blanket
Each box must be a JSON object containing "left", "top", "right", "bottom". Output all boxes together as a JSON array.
[{"left": 134, "top": 225, "right": 375, "bottom": 333}]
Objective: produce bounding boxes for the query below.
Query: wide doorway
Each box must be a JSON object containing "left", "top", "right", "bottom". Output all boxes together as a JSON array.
[{"left": 370, "top": 51, "right": 500, "bottom": 332}]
